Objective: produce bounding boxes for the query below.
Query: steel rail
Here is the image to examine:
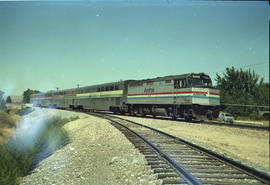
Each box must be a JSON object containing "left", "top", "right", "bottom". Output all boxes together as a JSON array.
[
  {"left": 100, "top": 112, "right": 268, "bottom": 131},
  {"left": 106, "top": 114, "right": 270, "bottom": 184},
  {"left": 94, "top": 113, "right": 203, "bottom": 185},
  {"left": 201, "top": 120, "right": 268, "bottom": 130}
]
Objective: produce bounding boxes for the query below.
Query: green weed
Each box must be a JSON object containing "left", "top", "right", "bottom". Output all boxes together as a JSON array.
[
  {"left": 15, "top": 107, "right": 33, "bottom": 116},
  {"left": 0, "top": 115, "right": 78, "bottom": 185}
]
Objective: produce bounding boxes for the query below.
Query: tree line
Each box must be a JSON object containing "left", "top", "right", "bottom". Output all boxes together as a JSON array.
[
  {"left": 0, "top": 89, "right": 40, "bottom": 112},
  {"left": 22, "top": 89, "right": 40, "bottom": 103},
  {"left": 216, "top": 67, "right": 269, "bottom": 120}
]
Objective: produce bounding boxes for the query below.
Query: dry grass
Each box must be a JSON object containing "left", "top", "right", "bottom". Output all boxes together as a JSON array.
[
  {"left": 0, "top": 111, "right": 20, "bottom": 144},
  {"left": 262, "top": 120, "right": 269, "bottom": 127}
]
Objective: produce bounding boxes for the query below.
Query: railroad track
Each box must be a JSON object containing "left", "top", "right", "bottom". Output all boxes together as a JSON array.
[
  {"left": 90, "top": 112, "right": 270, "bottom": 185},
  {"left": 201, "top": 120, "right": 268, "bottom": 131},
  {"left": 103, "top": 112, "right": 268, "bottom": 131}
]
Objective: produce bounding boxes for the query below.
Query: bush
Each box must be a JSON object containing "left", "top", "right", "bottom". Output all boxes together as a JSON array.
[
  {"left": 15, "top": 107, "right": 33, "bottom": 116},
  {"left": 0, "top": 105, "right": 7, "bottom": 113},
  {"left": 0, "top": 110, "right": 17, "bottom": 128},
  {"left": 249, "top": 112, "right": 264, "bottom": 121},
  {"left": 0, "top": 145, "right": 22, "bottom": 185},
  {"left": 0, "top": 115, "right": 78, "bottom": 185}
]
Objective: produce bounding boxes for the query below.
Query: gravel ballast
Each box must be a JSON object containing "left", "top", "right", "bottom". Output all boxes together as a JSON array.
[
  {"left": 20, "top": 109, "right": 160, "bottom": 185},
  {"left": 114, "top": 115, "right": 269, "bottom": 174}
]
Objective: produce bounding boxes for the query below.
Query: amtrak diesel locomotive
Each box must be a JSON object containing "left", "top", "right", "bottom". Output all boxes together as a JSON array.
[{"left": 30, "top": 73, "right": 220, "bottom": 121}]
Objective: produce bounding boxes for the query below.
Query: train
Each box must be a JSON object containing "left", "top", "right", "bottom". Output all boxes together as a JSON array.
[{"left": 30, "top": 73, "right": 220, "bottom": 121}]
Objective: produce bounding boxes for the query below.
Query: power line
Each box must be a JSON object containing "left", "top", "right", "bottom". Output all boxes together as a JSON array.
[
  {"left": 240, "top": 61, "right": 269, "bottom": 69},
  {"left": 209, "top": 60, "right": 268, "bottom": 74}
]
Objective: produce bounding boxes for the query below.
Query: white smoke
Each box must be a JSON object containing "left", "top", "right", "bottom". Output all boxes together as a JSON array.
[
  {"left": 37, "top": 80, "right": 57, "bottom": 93},
  {"left": 0, "top": 80, "right": 15, "bottom": 98},
  {"left": 8, "top": 107, "right": 66, "bottom": 166}
]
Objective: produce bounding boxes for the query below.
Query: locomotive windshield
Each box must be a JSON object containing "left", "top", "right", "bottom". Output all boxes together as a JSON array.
[{"left": 188, "top": 75, "right": 212, "bottom": 87}]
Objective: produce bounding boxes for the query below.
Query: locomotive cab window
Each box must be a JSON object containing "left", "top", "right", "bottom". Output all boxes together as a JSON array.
[
  {"left": 203, "top": 79, "right": 212, "bottom": 86},
  {"left": 189, "top": 77, "right": 212, "bottom": 87},
  {"left": 174, "top": 79, "right": 186, "bottom": 88}
]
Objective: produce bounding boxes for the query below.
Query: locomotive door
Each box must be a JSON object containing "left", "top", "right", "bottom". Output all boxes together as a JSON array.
[
  {"left": 173, "top": 78, "right": 186, "bottom": 104},
  {"left": 173, "top": 79, "right": 180, "bottom": 104}
]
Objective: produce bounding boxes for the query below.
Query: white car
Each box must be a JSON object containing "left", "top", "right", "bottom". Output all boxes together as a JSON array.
[{"left": 218, "top": 112, "right": 234, "bottom": 123}]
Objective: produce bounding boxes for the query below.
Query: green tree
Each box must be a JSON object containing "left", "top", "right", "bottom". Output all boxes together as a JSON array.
[
  {"left": 22, "top": 89, "right": 40, "bottom": 103},
  {"left": 6, "top": 96, "right": 11, "bottom": 103},
  {"left": 215, "top": 67, "right": 269, "bottom": 118},
  {"left": 256, "top": 82, "right": 269, "bottom": 107}
]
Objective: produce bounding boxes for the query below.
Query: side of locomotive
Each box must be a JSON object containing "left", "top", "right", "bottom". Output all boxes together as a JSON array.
[{"left": 125, "top": 73, "right": 220, "bottom": 121}]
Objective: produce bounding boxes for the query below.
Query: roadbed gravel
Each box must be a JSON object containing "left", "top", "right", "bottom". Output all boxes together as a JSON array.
[
  {"left": 20, "top": 109, "right": 160, "bottom": 185},
  {"left": 113, "top": 115, "right": 269, "bottom": 174}
]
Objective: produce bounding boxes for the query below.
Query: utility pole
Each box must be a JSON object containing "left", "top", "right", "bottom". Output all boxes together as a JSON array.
[{"left": 77, "top": 84, "right": 80, "bottom": 88}]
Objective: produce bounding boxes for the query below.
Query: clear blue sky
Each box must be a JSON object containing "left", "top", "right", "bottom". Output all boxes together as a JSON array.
[{"left": 0, "top": 1, "right": 269, "bottom": 96}]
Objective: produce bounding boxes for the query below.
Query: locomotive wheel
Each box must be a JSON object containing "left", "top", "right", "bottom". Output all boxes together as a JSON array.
[
  {"left": 129, "top": 108, "right": 136, "bottom": 116},
  {"left": 140, "top": 113, "right": 146, "bottom": 117},
  {"left": 184, "top": 116, "right": 192, "bottom": 122},
  {"left": 134, "top": 108, "right": 139, "bottom": 116},
  {"left": 206, "top": 113, "right": 213, "bottom": 120},
  {"left": 139, "top": 107, "right": 146, "bottom": 117},
  {"left": 169, "top": 112, "right": 177, "bottom": 120}
]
